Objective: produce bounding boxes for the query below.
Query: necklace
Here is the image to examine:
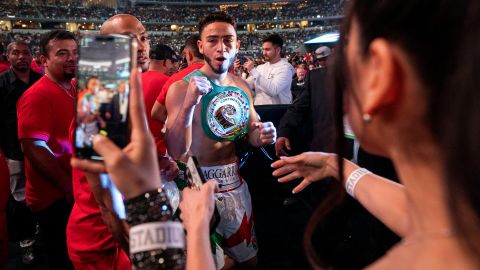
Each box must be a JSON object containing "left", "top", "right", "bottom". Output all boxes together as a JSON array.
[{"left": 46, "top": 75, "right": 75, "bottom": 100}]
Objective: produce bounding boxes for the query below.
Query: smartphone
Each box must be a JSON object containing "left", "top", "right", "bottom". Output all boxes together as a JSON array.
[
  {"left": 185, "top": 156, "right": 221, "bottom": 232},
  {"left": 186, "top": 156, "right": 207, "bottom": 190},
  {"left": 74, "top": 34, "right": 137, "bottom": 160}
]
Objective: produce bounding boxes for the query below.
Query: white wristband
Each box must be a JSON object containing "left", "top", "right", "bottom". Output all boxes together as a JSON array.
[{"left": 345, "top": 168, "right": 371, "bottom": 198}]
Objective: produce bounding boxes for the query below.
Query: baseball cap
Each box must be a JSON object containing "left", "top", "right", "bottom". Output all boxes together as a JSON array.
[
  {"left": 151, "top": 44, "right": 179, "bottom": 62},
  {"left": 315, "top": 46, "right": 332, "bottom": 59}
]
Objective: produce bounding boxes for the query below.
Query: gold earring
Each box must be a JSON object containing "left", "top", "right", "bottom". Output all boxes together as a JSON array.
[{"left": 362, "top": 113, "right": 372, "bottom": 123}]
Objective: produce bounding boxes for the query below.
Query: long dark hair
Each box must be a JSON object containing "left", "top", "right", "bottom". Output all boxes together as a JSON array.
[
  {"left": 440, "top": 3, "right": 480, "bottom": 263},
  {"left": 305, "top": 0, "right": 480, "bottom": 268}
]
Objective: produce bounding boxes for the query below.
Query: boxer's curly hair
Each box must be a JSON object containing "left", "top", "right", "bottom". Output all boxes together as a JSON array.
[{"left": 198, "top": 11, "right": 236, "bottom": 36}]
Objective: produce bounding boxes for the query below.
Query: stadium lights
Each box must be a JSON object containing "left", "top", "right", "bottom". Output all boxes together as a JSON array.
[{"left": 304, "top": 32, "right": 340, "bottom": 44}]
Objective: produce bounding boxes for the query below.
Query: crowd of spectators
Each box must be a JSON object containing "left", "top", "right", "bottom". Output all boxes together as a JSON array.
[
  {"left": 148, "top": 26, "right": 337, "bottom": 54},
  {"left": 124, "top": 1, "right": 343, "bottom": 23},
  {"left": 0, "top": 24, "right": 338, "bottom": 63},
  {"left": 37, "top": 5, "right": 116, "bottom": 21},
  {"left": 1, "top": 0, "right": 344, "bottom": 23}
]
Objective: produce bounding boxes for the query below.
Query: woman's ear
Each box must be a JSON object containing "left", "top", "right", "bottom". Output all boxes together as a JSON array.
[{"left": 363, "top": 38, "right": 404, "bottom": 116}]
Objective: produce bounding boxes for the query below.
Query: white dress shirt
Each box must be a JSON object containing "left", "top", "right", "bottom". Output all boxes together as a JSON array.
[{"left": 246, "top": 58, "right": 295, "bottom": 105}]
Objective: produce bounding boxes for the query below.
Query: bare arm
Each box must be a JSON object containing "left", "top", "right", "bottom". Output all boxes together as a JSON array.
[
  {"left": 272, "top": 153, "right": 409, "bottom": 236},
  {"left": 341, "top": 160, "right": 408, "bottom": 236},
  {"left": 165, "top": 81, "right": 195, "bottom": 159},
  {"left": 21, "top": 139, "right": 71, "bottom": 193},
  {"left": 151, "top": 100, "right": 167, "bottom": 123},
  {"left": 180, "top": 181, "right": 217, "bottom": 270}
]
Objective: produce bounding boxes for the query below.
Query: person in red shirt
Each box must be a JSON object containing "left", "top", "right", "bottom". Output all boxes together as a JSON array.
[
  {"left": 17, "top": 30, "right": 77, "bottom": 270},
  {"left": 151, "top": 34, "right": 204, "bottom": 124},
  {"left": 142, "top": 44, "right": 178, "bottom": 156},
  {"left": 30, "top": 52, "right": 45, "bottom": 75},
  {"left": 67, "top": 14, "right": 147, "bottom": 270}
]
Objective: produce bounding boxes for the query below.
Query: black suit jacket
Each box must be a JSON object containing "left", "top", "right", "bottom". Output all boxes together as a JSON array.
[{"left": 278, "top": 68, "right": 335, "bottom": 153}]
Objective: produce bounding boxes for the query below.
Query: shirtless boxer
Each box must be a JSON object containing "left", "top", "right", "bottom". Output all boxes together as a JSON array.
[{"left": 166, "top": 11, "right": 276, "bottom": 268}]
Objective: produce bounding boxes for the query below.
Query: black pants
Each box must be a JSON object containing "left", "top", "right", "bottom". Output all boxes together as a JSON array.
[
  {"left": 33, "top": 199, "right": 74, "bottom": 270},
  {"left": 6, "top": 196, "right": 37, "bottom": 241}
]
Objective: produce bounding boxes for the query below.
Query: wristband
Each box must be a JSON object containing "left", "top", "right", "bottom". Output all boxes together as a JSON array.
[
  {"left": 345, "top": 168, "right": 371, "bottom": 198},
  {"left": 124, "top": 188, "right": 170, "bottom": 226}
]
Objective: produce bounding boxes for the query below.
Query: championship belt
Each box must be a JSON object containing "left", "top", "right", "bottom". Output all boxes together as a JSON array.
[{"left": 182, "top": 69, "right": 250, "bottom": 141}]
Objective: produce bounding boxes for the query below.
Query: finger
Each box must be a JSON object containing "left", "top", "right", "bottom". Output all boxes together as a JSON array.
[
  {"left": 272, "top": 163, "right": 298, "bottom": 177},
  {"left": 260, "top": 127, "right": 275, "bottom": 135},
  {"left": 274, "top": 144, "right": 283, "bottom": 157},
  {"left": 285, "top": 139, "right": 291, "bottom": 151},
  {"left": 71, "top": 157, "right": 106, "bottom": 174},
  {"left": 278, "top": 171, "right": 302, "bottom": 183},
  {"left": 279, "top": 155, "right": 304, "bottom": 165},
  {"left": 261, "top": 122, "right": 274, "bottom": 128},
  {"left": 292, "top": 179, "right": 312, "bottom": 194},
  {"left": 205, "top": 179, "right": 219, "bottom": 193},
  {"left": 129, "top": 68, "right": 148, "bottom": 133},
  {"left": 92, "top": 135, "right": 127, "bottom": 168},
  {"left": 260, "top": 134, "right": 275, "bottom": 140},
  {"left": 271, "top": 159, "right": 286, "bottom": 169}
]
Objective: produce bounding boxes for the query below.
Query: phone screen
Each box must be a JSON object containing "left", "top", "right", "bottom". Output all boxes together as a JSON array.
[{"left": 74, "top": 34, "right": 137, "bottom": 160}]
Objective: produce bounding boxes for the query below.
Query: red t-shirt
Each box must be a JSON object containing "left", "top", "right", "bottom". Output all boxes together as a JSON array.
[
  {"left": 156, "top": 63, "right": 204, "bottom": 105},
  {"left": 142, "top": 70, "right": 170, "bottom": 156},
  {"left": 66, "top": 167, "right": 117, "bottom": 262},
  {"left": 16, "top": 76, "right": 74, "bottom": 212},
  {"left": 30, "top": 59, "right": 45, "bottom": 75},
  {"left": 66, "top": 116, "right": 122, "bottom": 262}
]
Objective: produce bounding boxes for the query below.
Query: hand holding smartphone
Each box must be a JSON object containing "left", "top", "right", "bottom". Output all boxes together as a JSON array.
[{"left": 74, "top": 34, "right": 137, "bottom": 160}]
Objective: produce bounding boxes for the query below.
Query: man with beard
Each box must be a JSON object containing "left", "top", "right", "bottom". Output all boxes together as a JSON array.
[
  {"left": 0, "top": 41, "right": 42, "bottom": 265},
  {"left": 166, "top": 11, "right": 276, "bottom": 269},
  {"left": 244, "top": 34, "right": 295, "bottom": 105},
  {"left": 17, "top": 30, "right": 77, "bottom": 269}
]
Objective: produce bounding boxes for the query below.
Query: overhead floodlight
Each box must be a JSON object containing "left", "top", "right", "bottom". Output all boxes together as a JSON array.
[{"left": 304, "top": 32, "right": 340, "bottom": 44}]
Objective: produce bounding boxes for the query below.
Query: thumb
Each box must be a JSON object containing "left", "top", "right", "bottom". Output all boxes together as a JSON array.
[
  {"left": 204, "top": 180, "right": 219, "bottom": 194},
  {"left": 92, "top": 135, "right": 124, "bottom": 165}
]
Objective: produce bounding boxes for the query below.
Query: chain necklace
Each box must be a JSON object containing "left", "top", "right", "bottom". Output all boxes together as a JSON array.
[{"left": 46, "top": 75, "right": 75, "bottom": 100}]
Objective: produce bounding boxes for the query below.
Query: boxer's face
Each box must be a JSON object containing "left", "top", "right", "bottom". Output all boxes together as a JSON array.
[{"left": 198, "top": 22, "right": 240, "bottom": 74}]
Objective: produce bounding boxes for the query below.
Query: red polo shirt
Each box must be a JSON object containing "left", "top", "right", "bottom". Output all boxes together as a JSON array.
[
  {"left": 17, "top": 76, "right": 74, "bottom": 212},
  {"left": 156, "top": 63, "right": 204, "bottom": 105},
  {"left": 141, "top": 70, "right": 170, "bottom": 156}
]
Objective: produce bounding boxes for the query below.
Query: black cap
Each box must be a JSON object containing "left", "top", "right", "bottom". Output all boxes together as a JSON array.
[{"left": 150, "top": 44, "right": 179, "bottom": 62}]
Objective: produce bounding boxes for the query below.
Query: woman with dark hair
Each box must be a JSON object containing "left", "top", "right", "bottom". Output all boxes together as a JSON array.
[
  {"left": 73, "top": 0, "right": 480, "bottom": 269},
  {"left": 272, "top": 0, "right": 480, "bottom": 269}
]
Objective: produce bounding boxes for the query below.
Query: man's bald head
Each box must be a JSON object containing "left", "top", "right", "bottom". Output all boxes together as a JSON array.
[
  {"left": 101, "top": 14, "right": 151, "bottom": 71},
  {"left": 101, "top": 14, "right": 144, "bottom": 35}
]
